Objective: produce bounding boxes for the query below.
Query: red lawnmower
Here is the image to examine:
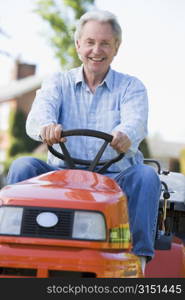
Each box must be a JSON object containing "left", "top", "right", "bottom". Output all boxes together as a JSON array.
[{"left": 0, "top": 129, "right": 184, "bottom": 278}]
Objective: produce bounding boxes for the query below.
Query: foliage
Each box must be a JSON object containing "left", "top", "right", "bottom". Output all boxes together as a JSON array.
[
  {"left": 35, "top": 0, "right": 95, "bottom": 69},
  {"left": 139, "top": 139, "right": 150, "bottom": 158},
  {"left": 179, "top": 148, "right": 185, "bottom": 174},
  {"left": 8, "top": 109, "right": 41, "bottom": 157},
  {"left": 2, "top": 108, "right": 45, "bottom": 183}
]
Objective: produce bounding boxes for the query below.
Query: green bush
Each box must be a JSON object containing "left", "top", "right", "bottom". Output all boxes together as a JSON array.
[
  {"left": 179, "top": 148, "right": 185, "bottom": 175},
  {"left": 139, "top": 139, "right": 150, "bottom": 158},
  {"left": 8, "top": 109, "right": 41, "bottom": 157}
]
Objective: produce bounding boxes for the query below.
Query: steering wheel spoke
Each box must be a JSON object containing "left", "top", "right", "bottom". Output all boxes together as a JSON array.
[
  {"left": 88, "top": 140, "right": 109, "bottom": 172},
  {"left": 59, "top": 142, "right": 76, "bottom": 169}
]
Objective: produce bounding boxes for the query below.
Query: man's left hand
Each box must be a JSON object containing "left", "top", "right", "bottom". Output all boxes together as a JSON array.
[{"left": 110, "top": 131, "right": 131, "bottom": 153}]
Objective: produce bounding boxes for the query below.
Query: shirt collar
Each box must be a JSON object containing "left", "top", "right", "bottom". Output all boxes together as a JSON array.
[
  {"left": 101, "top": 67, "right": 113, "bottom": 91},
  {"left": 75, "top": 65, "right": 113, "bottom": 92}
]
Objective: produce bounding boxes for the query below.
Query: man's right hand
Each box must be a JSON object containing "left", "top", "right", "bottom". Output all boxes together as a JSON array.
[{"left": 40, "top": 123, "right": 66, "bottom": 146}]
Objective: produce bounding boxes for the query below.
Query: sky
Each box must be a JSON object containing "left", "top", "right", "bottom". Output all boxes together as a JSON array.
[{"left": 0, "top": 0, "right": 185, "bottom": 144}]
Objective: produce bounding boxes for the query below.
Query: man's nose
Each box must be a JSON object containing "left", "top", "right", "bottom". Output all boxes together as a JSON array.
[{"left": 92, "top": 44, "right": 102, "bottom": 54}]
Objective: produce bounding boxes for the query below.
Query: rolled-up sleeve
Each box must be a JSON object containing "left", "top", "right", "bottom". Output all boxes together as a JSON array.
[
  {"left": 113, "top": 77, "right": 148, "bottom": 154},
  {"left": 26, "top": 73, "right": 62, "bottom": 141}
]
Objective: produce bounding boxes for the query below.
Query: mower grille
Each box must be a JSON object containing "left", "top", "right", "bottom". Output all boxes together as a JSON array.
[{"left": 21, "top": 207, "right": 74, "bottom": 239}]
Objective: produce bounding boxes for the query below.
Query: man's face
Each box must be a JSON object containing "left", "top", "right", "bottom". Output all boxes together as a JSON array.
[{"left": 76, "top": 20, "right": 119, "bottom": 78}]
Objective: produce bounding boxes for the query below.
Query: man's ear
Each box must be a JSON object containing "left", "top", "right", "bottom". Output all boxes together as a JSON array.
[
  {"left": 75, "top": 40, "right": 82, "bottom": 61},
  {"left": 75, "top": 39, "right": 80, "bottom": 51},
  {"left": 114, "top": 41, "right": 121, "bottom": 56}
]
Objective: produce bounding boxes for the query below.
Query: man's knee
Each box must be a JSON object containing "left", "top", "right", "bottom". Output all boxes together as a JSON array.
[
  {"left": 9, "top": 156, "right": 39, "bottom": 172},
  {"left": 7, "top": 156, "right": 42, "bottom": 184},
  {"left": 135, "top": 164, "right": 161, "bottom": 185}
]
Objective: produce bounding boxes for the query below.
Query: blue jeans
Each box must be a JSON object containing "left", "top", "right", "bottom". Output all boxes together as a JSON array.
[{"left": 7, "top": 156, "right": 161, "bottom": 260}]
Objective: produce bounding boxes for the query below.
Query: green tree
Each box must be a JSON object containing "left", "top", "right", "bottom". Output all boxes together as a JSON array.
[
  {"left": 8, "top": 109, "right": 41, "bottom": 157},
  {"left": 35, "top": 0, "right": 95, "bottom": 69}
]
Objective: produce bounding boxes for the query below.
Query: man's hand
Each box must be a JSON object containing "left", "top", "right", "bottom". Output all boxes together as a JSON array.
[
  {"left": 110, "top": 131, "right": 131, "bottom": 153},
  {"left": 40, "top": 123, "right": 66, "bottom": 146}
]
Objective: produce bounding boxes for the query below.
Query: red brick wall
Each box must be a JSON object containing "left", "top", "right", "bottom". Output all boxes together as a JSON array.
[{"left": 12, "top": 60, "right": 36, "bottom": 80}]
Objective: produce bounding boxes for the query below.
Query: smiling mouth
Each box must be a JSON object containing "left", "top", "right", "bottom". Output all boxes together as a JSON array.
[{"left": 89, "top": 57, "right": 105, "bottom": 62}]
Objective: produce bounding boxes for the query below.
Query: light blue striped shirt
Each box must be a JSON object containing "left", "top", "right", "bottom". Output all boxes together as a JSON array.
[{"left": 26, "top": 66, "right": 148, "bottom": 173}]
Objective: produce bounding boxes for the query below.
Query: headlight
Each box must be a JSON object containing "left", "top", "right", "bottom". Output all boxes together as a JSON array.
[
  {"left": 72, "top": 211, "right": 106, "bottom": 240},
  {"left": 0, "top": 207, "right": 23, "bottom": 235}
]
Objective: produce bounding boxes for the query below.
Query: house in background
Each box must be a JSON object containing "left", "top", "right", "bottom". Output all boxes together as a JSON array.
[{"left": 0, "top": 59, "right": 43, "bottom": 161}]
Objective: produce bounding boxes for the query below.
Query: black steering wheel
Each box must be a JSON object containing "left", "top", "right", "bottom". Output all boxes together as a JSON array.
[{"left": 48, "top": 129, "right": 124, "bottom": 174}]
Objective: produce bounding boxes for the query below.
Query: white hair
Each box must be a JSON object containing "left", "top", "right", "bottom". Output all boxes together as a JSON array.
[{"left": 74, "top": 10, "right": 122, "bottom": 47}]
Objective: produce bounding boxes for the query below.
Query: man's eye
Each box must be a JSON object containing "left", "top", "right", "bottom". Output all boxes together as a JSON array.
[{"left": 102, "top": 42, "right": 109, "bottom": 46}]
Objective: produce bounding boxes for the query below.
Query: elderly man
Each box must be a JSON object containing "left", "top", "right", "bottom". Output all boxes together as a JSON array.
[{"left": 7, "top": 10, "right": 161, "bottom": 273}]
